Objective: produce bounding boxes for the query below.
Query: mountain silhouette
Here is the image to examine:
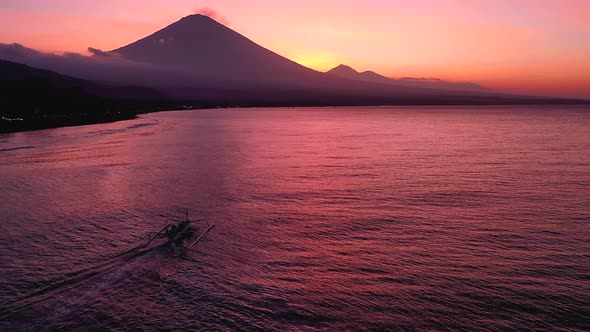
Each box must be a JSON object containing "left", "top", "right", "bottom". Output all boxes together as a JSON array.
[
  {"left": 2, "top": 14, "right": 586, "bottom": 107},
  {"left": 1, "top": 14, "right": 496, "bottom": 101},
  {"left": 326, "top": 64, "right": 489, "bottom": 92},
  {"left": 111, "top": 15, "right": 495, "bottom": 98},
  {"left": 326, "top": 64, "right": 361, "bottom": 79},
  {"left": 0, "top": 59, "right": 164, "bottom": 132},
  {"left": 0, "top": 59, "right": 160, "bottom": 102},
  {"left": 112, "top": 14, "right": 319, "bottom": 84}
]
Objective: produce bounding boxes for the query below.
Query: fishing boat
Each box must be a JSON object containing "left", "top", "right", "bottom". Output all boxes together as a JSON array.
[{"left": 143, "top": 209, "right": 215, "bottom": 255}]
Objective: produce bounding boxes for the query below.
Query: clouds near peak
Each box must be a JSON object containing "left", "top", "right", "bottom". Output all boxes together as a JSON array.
[
  {"left": 193, "top": 6, "right": 230, "bottom": 25},
  {"left": 88, "top": 47, "right": 119, "bottom": 57}
]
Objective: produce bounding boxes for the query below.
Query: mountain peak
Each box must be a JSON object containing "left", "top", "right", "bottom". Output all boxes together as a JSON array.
[
  {"left": 174, "top": 13, "right": 225, "bottom": 29},
  {"left": 361, "top": 70, "right": 378, "bottom": 75},
  {"left": 327, "top": 64, "right": 359, "bottom": 75},
  {"left": 181, "top": 13, "right": 206, "bottom": 19},
  {"left": 111, "top": 14, "right": 315, "bottom": 81},
  {"left": 179, "top": 14, "right": 217, "bottom": 23},
  {"left": 359, "top": 70, "right": 392, "bottom": 83}
]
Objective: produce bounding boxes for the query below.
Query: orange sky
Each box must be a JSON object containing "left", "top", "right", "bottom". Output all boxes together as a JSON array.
[{"left": 1, "top": 0, "right": 589, "bottom": 98}]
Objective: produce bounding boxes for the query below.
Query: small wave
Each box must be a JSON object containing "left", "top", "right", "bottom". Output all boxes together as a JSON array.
[
  {"left": 80, "top": 121, "right": 158, "bottom": 138},
  {"left": 126, "top": 122, "right": 158, "bottom": 130},
  {"left": 0, "top": 146, "right": 34, "bottom": 152}
]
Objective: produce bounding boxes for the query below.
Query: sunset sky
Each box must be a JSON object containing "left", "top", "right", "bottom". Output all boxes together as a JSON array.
[{"left": 1, "top": 0, "right": 589, "bottom": 98}]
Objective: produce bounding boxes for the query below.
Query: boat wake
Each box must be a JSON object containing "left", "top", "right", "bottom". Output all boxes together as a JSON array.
[
  {"left": 0, "top": 241, "right": 167, "bottom": 320},
  {"left": 0, "top": 210, "right": 214, "bottom": 329}
]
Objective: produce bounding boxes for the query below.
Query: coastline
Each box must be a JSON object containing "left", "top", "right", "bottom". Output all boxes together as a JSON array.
[
  {"left": 0, "top": 110, "right": 140, "bottom": 134},
  {"left": 2, "top": 101, "right": 590, "bottom": 135},
  {"left": 0, "top": 104, "right": 205, "bottom": 134}
]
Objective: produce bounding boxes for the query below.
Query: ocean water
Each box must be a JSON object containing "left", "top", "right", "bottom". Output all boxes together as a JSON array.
[{"left": 0, "top": 106, "right": 589, "bottom": 331}]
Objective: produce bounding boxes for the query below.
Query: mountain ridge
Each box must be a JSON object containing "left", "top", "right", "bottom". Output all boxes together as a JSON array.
[
  {"left": 0, "top": 59, "right": 167, "bottom": 132},
  {"left": 325, "top": 64, "right": 490, "bottom": 92}
]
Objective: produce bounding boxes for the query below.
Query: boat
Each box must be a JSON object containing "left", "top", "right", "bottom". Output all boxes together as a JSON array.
[{"left": 143, "top": 209, "right": 215, "bottom": 255}]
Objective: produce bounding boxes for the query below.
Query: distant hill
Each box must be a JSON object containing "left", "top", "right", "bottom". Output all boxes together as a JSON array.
[
  {"left": 0, "top": 60, "right": 165, "bottom": 132},
  {"left": 0, "top": 59, "right": 161, "bottom": 101},
  {"left": 326, "top": 64, "right": 490, "bottom": 93}
]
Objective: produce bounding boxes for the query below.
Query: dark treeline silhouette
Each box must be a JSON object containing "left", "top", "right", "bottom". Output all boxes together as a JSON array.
[
  {"left": 0, "top": 60, "right": 171, "bottom": 133},
  {"left": 1, "top": 59, "right": 587, "bottom": 133}
]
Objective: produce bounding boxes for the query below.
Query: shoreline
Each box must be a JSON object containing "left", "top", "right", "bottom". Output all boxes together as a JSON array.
[
  {"left": 0, "top": 104, "right": 204, "bottom": 134},
  {"left": 2, "top": 102, "right": 590, "bottom": 135}
]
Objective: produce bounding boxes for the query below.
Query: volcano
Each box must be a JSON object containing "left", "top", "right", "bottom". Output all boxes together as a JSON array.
[
  {"left": 112, "top": 14, "right": 320, "bottom": 84},
  {"left": 110, "top": 15, "right": 492, "bottom": 99}
]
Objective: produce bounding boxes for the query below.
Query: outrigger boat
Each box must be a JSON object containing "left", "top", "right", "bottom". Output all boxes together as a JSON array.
[{"left": 143, "top": 209, "right": 215, "bottom": 255}]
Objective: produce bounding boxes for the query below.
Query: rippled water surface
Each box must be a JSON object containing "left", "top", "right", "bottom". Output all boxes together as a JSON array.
[{"left": 1, "top": 106, "right": 589, "bottom": 331}]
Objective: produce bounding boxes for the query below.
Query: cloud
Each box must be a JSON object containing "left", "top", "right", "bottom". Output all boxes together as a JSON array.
[
  {"left": 0, "top": 43, "right": 223, "bottom": 96},
  {"left": 0, "top": 43, "right": 120, "bottom": 65},
  {"left": 0, "top": 43, "right": 171, "bottom": 86},
  {"left": 194, "top": 6, "right": 230, "bottom": 26},
  {"left": 0, "top": 43, "right": 41, "bottom": 59},
  {"left": 88, "top": 47, "right": 119, "bottom": 57}
]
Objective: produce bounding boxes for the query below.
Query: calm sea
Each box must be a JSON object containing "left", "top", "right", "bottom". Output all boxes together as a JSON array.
[{"left": 1, "top": 106, "right": 589, "bottom": 331}]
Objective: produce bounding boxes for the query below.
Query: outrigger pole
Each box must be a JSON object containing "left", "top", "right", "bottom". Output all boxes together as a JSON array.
[
  {"left": 142, "top": 223, "right": 172, "bottom": 248},
  {"left": 186, "top": 223, "right": 215, "bottom": 251}
]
